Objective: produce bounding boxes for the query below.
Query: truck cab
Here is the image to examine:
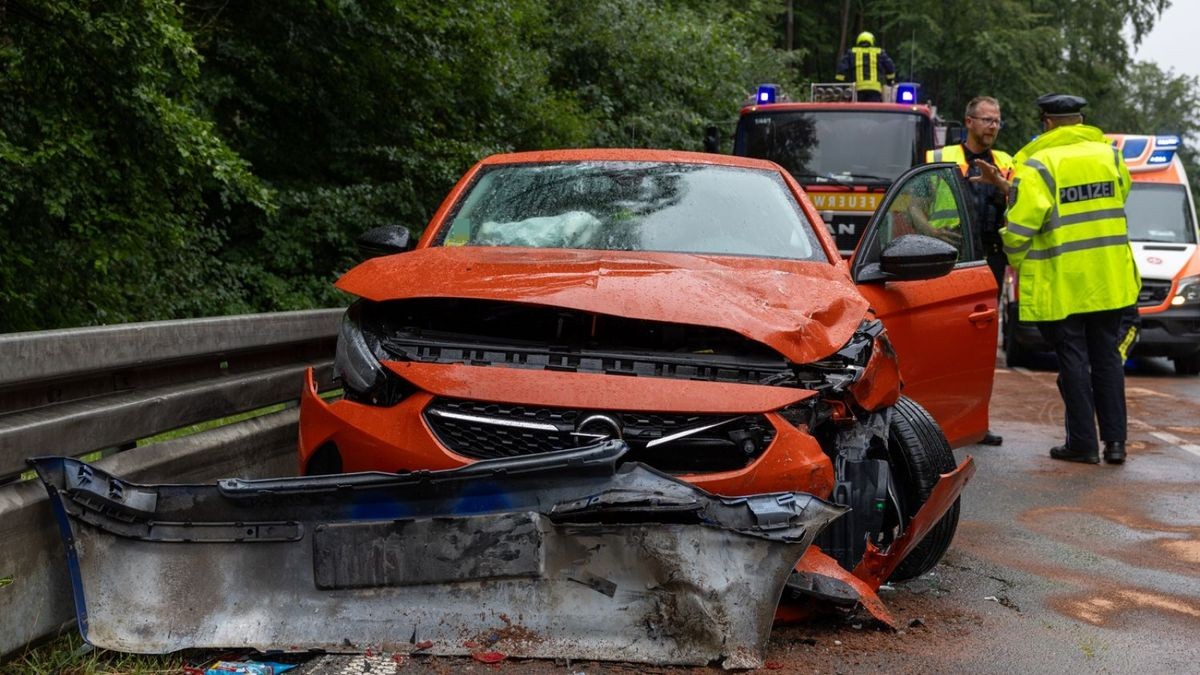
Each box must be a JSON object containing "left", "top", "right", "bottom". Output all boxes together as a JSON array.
[{"left": 731, "top": 84, "right": 942, "bottom": 254}]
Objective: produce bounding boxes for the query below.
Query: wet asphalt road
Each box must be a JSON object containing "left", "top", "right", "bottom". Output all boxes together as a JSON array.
[{"left": 295, "top": 353, "right": 1200, "bottom": 675}]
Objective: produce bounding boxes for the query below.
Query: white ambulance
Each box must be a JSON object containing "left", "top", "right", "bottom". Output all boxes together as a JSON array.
[{"left": 1002, "top": 134, "right": 1200, "bottom": 374}]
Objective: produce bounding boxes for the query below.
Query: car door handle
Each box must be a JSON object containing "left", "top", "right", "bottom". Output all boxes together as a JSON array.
[{"left": 968, "top": 307, "right": 997, "bottom": 324}]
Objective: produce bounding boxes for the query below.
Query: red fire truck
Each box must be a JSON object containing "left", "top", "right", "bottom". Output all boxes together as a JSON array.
[{"left": 727, "top": 83, "right": 952, "bottom": 254}]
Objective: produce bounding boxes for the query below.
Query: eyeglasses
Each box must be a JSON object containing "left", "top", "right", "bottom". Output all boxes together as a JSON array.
[{"left": 969, "top": 116, "right": 1005, "bottom": 128}]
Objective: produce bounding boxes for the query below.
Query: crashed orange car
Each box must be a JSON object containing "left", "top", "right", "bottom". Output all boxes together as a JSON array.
[{"left": 299, "top": 148, "right": 996, "bottom": 615}]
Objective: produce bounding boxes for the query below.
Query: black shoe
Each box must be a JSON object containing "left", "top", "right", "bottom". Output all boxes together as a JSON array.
[
  {"left": 981, "top": 430, "right": 1003, "bottom": 446},
  {"left": 1049, "top": 444, "right": 1099, "bottom": 464},
  {"left": 1103, "top": 441, "right": 1126, "bottom": 465}
]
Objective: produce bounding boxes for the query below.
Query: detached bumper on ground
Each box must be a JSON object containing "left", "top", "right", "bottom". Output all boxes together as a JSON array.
[{"left": 31, "top": 442, "right": 845, "bottom": 669}]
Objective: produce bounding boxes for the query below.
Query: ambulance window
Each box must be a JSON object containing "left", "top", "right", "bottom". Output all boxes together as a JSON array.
[{"left": 1125, "top": 184, "right": 1196, "bottom": 244}]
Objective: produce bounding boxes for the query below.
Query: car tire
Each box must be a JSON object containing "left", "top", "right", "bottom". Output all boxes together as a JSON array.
[
  {"left": 1173, "top": 352, "right": 1200, "bottom": 376},
  {"left": 1002, "top": 302, "right": 1033, "bottom": 369},
  {"left": 886, "top": 396, "right": 960, "bottom": 582}
]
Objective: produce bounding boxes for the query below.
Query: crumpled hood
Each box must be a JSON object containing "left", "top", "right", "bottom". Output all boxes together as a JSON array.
[{"left": 337, "top": 247, "right": 869, "bottom": 364}]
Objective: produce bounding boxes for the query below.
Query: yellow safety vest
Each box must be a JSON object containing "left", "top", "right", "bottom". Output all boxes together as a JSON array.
[
  {"left": 1001, "top": 125, "right": 1140, "bottom": 322},
  {"left": 924, "top": 144, "right": 1014, "bottom": 178},
  {"left": 923, "top": 145, "right": 1014, "bottom": 230}
]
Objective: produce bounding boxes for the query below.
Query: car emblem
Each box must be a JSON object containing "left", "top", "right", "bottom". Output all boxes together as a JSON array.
[
  {"left": 1146, "top": 256, "right": 1163, "bottom": 265},
  {"left": 572, "top": 414, "right": 623, "bottom": 445}
]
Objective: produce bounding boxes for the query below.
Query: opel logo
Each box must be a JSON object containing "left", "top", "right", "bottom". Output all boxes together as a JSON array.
[{"left": 573, "top": 414, "right": 623, "bottom": 446}]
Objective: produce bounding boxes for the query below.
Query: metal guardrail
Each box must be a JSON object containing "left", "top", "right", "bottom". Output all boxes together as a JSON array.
[{"left": 0, "top": 309, "right": 343, "bottom": 658}]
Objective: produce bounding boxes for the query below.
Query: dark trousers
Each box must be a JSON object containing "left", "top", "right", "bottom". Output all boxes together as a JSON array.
[
  {"left": 857, "top": 89, "right": 883, "bottom": 102},
  {"left": 1036, "top": 308, "right": 1131, "bottom": 453}
]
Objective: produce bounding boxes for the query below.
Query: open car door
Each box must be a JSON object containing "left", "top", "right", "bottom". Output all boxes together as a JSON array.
[{"left": 849, "top": 163, "right": 998, "bottom": 447}]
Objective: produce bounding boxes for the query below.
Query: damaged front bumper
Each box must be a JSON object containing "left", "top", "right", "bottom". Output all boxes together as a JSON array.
[{"left": 31, "top": 441, "right": 844, "bottom": 669}]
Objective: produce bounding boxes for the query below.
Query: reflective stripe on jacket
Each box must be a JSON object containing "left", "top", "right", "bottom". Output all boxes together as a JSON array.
[
  {"left": 924, "top": 145, "right": 1014, "bottom": 229},
  {"left": 924, "top": 144, "right": 1014, "bottom": 178},
  {"left": 1001, "top": 125, "right": 1140, "bottom": 322}
]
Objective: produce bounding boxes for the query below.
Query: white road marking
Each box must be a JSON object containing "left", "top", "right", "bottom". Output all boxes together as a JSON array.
[{"left": 1150, "top": 431, "right": 1200, "bottom": 460}]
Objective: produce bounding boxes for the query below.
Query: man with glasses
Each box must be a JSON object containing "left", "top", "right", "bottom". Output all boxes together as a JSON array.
[
  {"left": 924, "top": 95, "right": 1013, "bottom": 446},
  {"left": 926, "top": 97, "right": 1014, "bottom": 287}
]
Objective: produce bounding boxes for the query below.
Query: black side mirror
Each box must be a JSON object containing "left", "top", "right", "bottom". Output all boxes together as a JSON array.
[
  {"left": 879, "top": 234, "right": 958, "bottom": 281},
  {"left": 703, "top": 125, "right": 721, "bottom": 153},
  {"left": 945, "top": 124, "right": 966, "bottom": 145},
  {"left": 356, "top": 225, "right": 412, "bottom": 259}
]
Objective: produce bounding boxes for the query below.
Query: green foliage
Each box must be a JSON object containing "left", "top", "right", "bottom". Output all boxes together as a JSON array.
[
  {"left": 0, "top": 0, "right": 271, "bottom": 331},
  {"left": 0, "top": 0, "right": 1191, "bottom": 330}
]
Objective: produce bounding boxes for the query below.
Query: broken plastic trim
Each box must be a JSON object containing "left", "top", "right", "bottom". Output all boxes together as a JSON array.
[{"left": 30, "top": 442, "right": 845, "bottom": 670}]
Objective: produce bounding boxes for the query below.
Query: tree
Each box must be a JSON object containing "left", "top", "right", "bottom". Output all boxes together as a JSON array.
[{"left": 0, "top": 0, "right": 271, "bottom": 331}]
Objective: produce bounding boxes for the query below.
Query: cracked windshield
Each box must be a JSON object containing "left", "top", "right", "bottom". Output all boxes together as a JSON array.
[{"left": 438, "top": 162, "right": 826, "bottom": 261}]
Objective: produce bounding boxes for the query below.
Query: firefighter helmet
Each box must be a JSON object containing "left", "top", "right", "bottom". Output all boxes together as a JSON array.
[{"left": 856, "top": 31, "right": 875, "bottom": 47}]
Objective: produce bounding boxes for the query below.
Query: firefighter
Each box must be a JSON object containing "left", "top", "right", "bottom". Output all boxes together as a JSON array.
[
  {"left": 835, "top": 31, "right": 896, "bottom": 103},
  {"left": 994, "top": 93, "right": 1141, "bottom": 465}
]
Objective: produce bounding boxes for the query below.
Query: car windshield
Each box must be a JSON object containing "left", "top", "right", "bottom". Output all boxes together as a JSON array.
[
  {"left": 734, "top": 110, "right": 924, "bottom": 184},
  {"left": 436, "top": 162, "right": 826, "bottom": 261},
  {"left": 1125, "top": 183, "right": 1197, "bottom": 244}
]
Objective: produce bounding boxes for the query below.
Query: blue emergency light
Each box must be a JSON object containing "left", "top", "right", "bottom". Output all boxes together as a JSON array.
[
  {"left": 1156, "top": 134, "right": 1181, "bottom": 149},
  {"left": 756, "top": 84, "right": 780, "bottom": 104},
  {"left": 896, "top": 82, "right": 919, "bottom": 104},
  {"left": 1148, "top": 150, "right": 1174, "bottom": 165}
]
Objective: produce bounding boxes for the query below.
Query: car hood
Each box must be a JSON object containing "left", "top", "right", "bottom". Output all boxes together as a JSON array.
[{"left": 337, "top": 247, "right": 869, "bottom": 364}]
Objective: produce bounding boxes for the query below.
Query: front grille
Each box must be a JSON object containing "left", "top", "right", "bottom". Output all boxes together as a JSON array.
[
  {"left": 1138, "top": 279, "right": 1172, "bottom": 307},
  {"left": 424, "top": 398, "right": 776, "bottom": 474}
]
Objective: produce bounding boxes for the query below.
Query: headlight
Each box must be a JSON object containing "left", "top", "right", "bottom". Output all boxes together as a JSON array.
[
  {"left": 334, "top": 307, "right": 386, "bottom": 395},
  {"left": 1171, "top": 275, "right": 1200, "bottom": 306}
]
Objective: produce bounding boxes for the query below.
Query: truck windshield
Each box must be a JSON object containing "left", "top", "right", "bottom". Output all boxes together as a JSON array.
[
  {"left": 734, "top": 110, "right": 924, "bottom": 184},
  {"left": 1126, "top": 183, "right": 1197, "bottom": 244},
  {"left": 436, "top": 162, "right": 828, "bottom": 261}
]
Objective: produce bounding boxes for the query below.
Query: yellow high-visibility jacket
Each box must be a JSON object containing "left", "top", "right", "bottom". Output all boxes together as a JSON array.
[
  {"left": 1001, "top": 125, "right": 1140, "bottom": 322},
  {"left": 834, "top": 47, "right": 895, "bottom": 93},
  {"left": 924, "top": 144, "right": 1015, "bottom": 230}
]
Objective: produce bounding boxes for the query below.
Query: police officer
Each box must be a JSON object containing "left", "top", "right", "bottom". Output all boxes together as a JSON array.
[
  {"left": 994, "top": 93, "right": 1141, "bottom": 465},
  {"left": 834, "top": 32, "right": 896, "bottom": 103}
]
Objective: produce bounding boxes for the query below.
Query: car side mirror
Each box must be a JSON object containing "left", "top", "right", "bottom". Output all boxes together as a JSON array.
[
  {"left": 944, "top": 125, "right": 966, "bottom": 146},
  {"left": 356, "top": 225, "right": 413, "bottom": 259},
  {"left": 703, "top": 125, "right": 721, "bottom": 153},
  {"left": 879, "top": 234, "right": 958, "bottom": 281}
]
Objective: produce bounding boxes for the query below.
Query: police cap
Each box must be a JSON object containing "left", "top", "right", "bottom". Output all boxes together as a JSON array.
[{"left": 1035, "top": 93, "right": 1087, "bottom": 117}]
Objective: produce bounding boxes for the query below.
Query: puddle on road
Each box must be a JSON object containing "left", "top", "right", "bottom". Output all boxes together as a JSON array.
[
  {"left": 1158, "top": 539, "right": 1200, "bottom": 565},
  {"left": 1054, "top": 589, "right": 1200, "bottom": 627}
]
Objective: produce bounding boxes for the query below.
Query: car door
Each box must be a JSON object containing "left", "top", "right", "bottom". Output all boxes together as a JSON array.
[{"left": 849, "top": 163, "right": 998, "bottom": 448}]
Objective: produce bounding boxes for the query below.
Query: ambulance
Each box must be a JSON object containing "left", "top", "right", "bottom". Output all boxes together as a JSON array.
[{"left": 1001, "top": 134, "right": 1200, "bottom": 374}]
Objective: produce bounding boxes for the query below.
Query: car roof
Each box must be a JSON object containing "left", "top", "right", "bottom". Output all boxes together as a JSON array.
[{"left": 478, "top": 148, "right": 785, "bottom": 172}]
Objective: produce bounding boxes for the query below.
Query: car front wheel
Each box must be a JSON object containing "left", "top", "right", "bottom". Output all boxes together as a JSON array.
[{"left": 886, "top": 396, "right": 961, "bottom": 581}]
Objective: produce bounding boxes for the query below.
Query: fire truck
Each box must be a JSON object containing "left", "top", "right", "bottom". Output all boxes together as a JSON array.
[{"left": 725, "top": 83, "right": 953, "bottom": 254}]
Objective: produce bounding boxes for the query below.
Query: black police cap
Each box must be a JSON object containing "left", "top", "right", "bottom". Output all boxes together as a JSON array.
[{"left": 1035, "top": 93, "right": 1087, "bottom": 116}]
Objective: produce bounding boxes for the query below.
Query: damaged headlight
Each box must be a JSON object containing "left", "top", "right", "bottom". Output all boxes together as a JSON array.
[
  {"left": 792, "top": 319, "right": 886, "bottom": 392},
  {"left": 334, "top": 303, "right": 411, "bottom": 406}
]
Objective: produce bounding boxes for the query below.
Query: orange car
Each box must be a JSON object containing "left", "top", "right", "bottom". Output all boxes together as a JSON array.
[{"left": 299, "top": 149, "right": 996, "bottom": 612}]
